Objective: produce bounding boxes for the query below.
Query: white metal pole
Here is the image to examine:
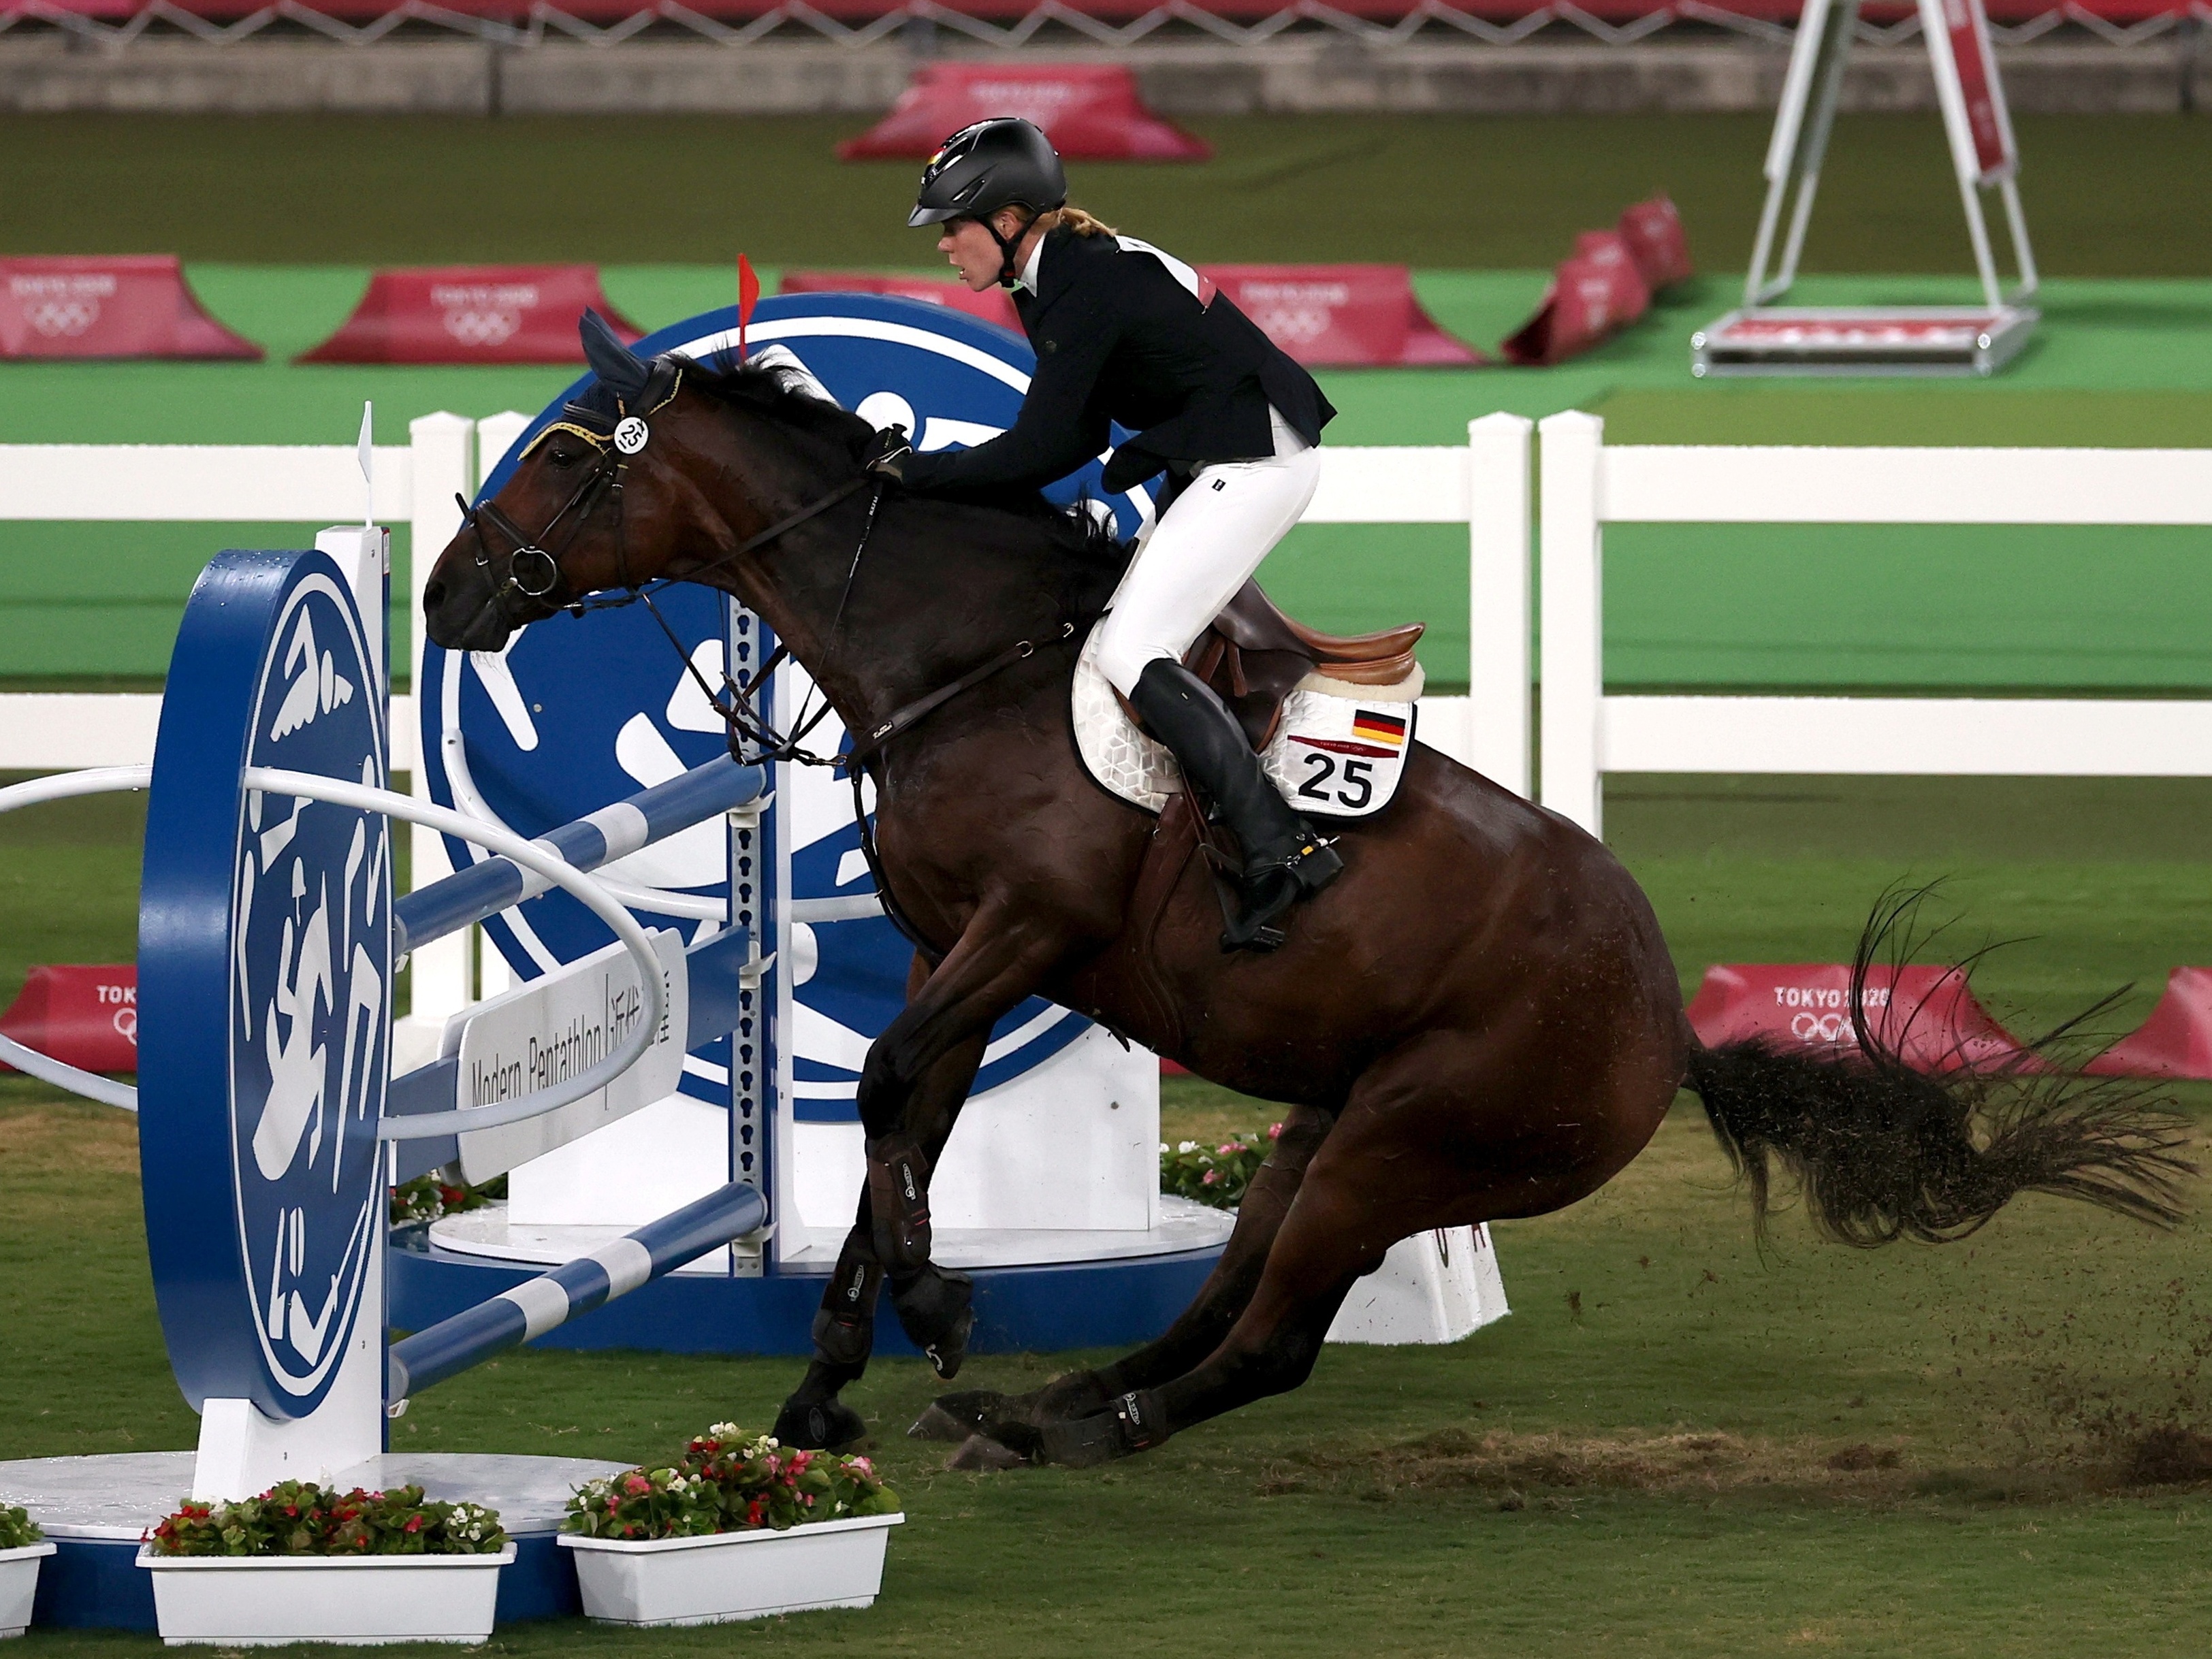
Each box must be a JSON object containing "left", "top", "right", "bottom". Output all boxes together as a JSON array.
[
  {"left": 1465, "top": 413, "right": 1533, "bottom": 799},
  {"left": 406, "top": 413, "right": 476, "bottom": 1024},
  {"left": 1537, "top": 412, "right": 1606, "bottom": 838},
  {"left": 469, "top": 412, "right": 534, "bottom": 1005}
]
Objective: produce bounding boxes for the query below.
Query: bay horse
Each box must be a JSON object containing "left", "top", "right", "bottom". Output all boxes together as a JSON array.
[{"left": 422, "top": 326, "right": 2187, "bottom": 1470}]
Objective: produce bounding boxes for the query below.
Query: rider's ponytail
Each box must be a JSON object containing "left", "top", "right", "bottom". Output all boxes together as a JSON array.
[{"left": 1051, "top": 206, "right": 1117, "bottom": 238}]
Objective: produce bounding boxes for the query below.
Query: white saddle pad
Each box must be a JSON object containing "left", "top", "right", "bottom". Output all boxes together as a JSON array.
[{"left": 1071, "top": 621, "right": 1420, "bottom": 820}]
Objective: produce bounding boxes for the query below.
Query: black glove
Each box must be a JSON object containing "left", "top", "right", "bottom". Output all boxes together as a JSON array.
[{"left": 863, "top": 425, "right": 912, "bottom": 483}]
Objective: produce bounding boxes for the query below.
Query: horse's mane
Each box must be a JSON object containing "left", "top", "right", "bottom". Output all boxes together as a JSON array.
[{"left": 658, "top": 353, "right": 1134, "bottom": 587}]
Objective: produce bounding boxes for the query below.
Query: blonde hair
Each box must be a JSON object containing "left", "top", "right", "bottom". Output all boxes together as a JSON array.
[{"left": 1045, "top": 206, "right": 1116, "bottom": 238}]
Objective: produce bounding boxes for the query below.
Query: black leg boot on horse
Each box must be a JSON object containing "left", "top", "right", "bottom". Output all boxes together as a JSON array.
[
  {"left": 773, "top": 1233, "right": 882, "bottom": 1451},
  {"left": 1129, "top": 658, "right": 1343, "bottom": 951}
]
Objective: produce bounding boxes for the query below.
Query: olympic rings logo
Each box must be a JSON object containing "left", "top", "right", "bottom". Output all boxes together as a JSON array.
[
  {"left": 1789, "top": 1011, "right": 1861, "bottom": 1046},
  {"left": 443, "top": 308, "right": 522, "bottom": 347},
  {"left": 24, "top": 299, "right": 99, "bottom": 337},
  {"left": 1249, "top": 305, "right": 1336, "bottom": 344}
]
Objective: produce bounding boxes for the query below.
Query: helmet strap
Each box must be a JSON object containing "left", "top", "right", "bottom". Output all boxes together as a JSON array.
[{"left": 983, "top": 209, "right": 1038, "bottom": 289}]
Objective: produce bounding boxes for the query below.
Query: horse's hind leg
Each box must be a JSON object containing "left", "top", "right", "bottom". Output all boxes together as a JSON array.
[{"left": 920, "top": 1104, "right": 1333, "bottom": 1441}]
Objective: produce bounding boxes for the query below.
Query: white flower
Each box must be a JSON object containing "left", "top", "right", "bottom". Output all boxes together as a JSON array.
[{"left": 1177, "top": 1141, "right": 1198, "bottom": 1154}]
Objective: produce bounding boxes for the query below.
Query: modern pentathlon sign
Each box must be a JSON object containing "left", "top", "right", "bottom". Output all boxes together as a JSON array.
[{"left": 1693, "top": 0, "right": 2040, "bottom": 377}]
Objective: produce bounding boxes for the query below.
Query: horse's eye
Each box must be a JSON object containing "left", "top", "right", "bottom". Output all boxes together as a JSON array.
[{"left": 547, "top": 445, "right": 580, "bottom": 469}]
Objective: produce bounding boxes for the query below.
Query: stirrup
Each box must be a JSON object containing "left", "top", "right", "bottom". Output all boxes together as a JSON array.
[{"left": 1220, "top": 836, "right": 1343, "bottom": 953}]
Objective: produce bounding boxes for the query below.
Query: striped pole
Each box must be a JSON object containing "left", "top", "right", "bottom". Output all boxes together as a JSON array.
[
  {"left": 393, "top": 755, "right": 765, "bottom": 957},
  {"left": 387, "top": 1180, "right": 768, "bottom": 1403}
]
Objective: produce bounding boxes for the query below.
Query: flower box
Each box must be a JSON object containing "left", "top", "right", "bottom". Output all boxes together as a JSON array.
[
  {"left": 136, "top": 1544, "right": 515, "bottom": 1645},
  {"left": 560, "top": 1513, "right": 903, "bottom": 1626},
  {"left": 0, "top": 1543, "right": 56, "bottom": 1640}
]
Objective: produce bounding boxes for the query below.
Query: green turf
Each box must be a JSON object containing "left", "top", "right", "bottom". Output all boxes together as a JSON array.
[{"left": 3, "top": 112, "right": 2209, "bottom": 275}]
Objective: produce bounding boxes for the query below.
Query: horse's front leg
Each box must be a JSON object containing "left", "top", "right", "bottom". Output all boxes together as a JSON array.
[
  {"left": 856, "top": 904, "right": 1069, "bottom": 1275},
  {"left": 775, "top": 961, "right": 987, "bottom": 1450}
]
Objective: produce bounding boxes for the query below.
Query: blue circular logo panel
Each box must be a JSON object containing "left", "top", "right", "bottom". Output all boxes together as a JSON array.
[{"left": 141, "top": 551, "right": 391, "bottom": 1417}]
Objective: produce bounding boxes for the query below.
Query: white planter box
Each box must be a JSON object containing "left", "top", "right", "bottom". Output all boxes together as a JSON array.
[
  {"left": 1, "top": 1543, "right": 56, "bottom": 1639},
  {"left": 136, "top": 1545, "right": 515, "bottom": 1645},
  {"left": 560, "top": 1513, "right": 903, "bottom": 1627}
]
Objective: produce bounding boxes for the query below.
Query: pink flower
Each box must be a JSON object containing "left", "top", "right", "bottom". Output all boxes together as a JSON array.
[
  {"left": 1218, "top": 1143, "right": 1237, "bottom": 1156},
  {"left": 624, "top": 1474, "right": 651, "bottom": 1495},
  {"left": 1268, "top": 1123, "right": 1283, "bottom": 1140},
  {"left": 1201, "top": 1169, "right": 1219, "bottom": 1185}
]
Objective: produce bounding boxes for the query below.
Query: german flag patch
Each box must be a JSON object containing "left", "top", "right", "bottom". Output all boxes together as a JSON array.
[{"left": 1349, "top": 709, "right": 1408, "bottom": 749}]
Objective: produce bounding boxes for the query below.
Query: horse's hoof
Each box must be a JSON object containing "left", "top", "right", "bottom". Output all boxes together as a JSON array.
[
  {"left": 946, "top": 1433, "right": 1031, "bottom": 1472},
  {"left": 1033, "top": 1369, "right": 1113, "bottom": 1421},
  {"left": 773, "top": 1396, "right": 867, "bottom": 1451},
  {"left": 921, "top": 1388, "right": 1010, "bottom": 1436},
  {"left": 892, "top": 1264, "right": 974, "bottom": 1381},
  {"left": 908, "top": 1402, "right": 972, "bottom": 1443},
  {"left": 1037, "top": 1411, "right": 1129, "bottom": 1469}
]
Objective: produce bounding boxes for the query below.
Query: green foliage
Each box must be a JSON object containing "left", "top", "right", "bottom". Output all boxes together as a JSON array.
[
  {"left": 389, "top": 1172, "right": 507, "bottom": 1228},
  {"left": 1161, "top": 1124, "right": 1279, "bottom": 1208},
  {"left": 0, "top": 1503, "right": 41, "bottom": 1549},
  {"left": 146, "top": 1482, "right": 505, "bottom": 1558},
  {"left": 564, "top": 1423, "right": 899, "bottom": 1540}
]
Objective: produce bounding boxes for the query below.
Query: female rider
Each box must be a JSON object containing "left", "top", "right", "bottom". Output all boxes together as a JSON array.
[{"left": 867, "top": 116, "right": 1342, "bottom": 951}]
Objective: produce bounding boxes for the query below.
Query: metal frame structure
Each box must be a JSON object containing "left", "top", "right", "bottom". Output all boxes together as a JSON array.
[{"left": 2, "top": 0, "right": 2204, "bottom": 48}]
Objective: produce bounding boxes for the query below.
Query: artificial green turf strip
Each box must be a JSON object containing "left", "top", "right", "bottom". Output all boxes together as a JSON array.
[{"left": 3, "top": 265, "right": 2209, "bottom": 688}]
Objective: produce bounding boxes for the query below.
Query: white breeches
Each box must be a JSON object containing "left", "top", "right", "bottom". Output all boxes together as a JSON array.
[{"left": 1094, "top": 408, "right": 1324, "bottom": 697}]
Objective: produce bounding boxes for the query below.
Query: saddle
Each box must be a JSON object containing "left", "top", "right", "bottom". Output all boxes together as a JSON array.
[{"left": 1134, "top": 579, "right": 1425, "bottom": 752}]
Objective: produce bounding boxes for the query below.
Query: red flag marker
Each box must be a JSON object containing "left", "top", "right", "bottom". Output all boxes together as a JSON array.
[{"left": 737, "top": 254, "right": 759, "bottom": 360}]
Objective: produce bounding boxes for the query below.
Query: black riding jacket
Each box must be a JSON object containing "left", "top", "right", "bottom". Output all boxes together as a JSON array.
[{"left": 898, "top": 227, "right": 1335, "bottom": 498}]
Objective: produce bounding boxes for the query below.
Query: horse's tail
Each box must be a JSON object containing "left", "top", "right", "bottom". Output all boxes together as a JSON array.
[{"left": 1679, "top": 889, "right": 2194, "bottom": 1246}]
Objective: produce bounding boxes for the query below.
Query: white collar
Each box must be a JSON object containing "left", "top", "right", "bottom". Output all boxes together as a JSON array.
[{"left": 1016, "top": 233, "right": 1045, "bottom": 294}]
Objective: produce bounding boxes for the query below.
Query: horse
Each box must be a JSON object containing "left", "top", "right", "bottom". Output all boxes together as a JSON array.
[{"left": 421, "top": 323, "right": 2189, "bottom": 1470}]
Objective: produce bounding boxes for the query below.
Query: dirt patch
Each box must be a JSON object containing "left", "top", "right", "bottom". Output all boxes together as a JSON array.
[
  {"left": 2121, "top": 1425, "right": 2212, "bottom": 1486},
  {"left": 1257, "top": 1426, "right": 1920, "bottom": 1501}
]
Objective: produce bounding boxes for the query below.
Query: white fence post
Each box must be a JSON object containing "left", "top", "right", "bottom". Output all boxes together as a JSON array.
[
  {"left": 1537, "top": 411, "right": 1605, "bottom": 838},
  {"left": 1466, "top": 413, "right": 1533, "bottom": 798},
  {"left": 405, "top": 413, "right": 476, "bottom": 1027},
  {"left": 466, "top": 414, "right": 533, "bottom": 1005}
]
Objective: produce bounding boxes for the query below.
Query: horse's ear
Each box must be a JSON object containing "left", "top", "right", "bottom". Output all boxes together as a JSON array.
[{"left": 579, "top": 308, "right": 650, "bottom": 400}]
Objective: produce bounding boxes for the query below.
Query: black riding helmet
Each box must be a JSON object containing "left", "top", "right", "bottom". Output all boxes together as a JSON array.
[{"left": 908, "top": 118, "right": 1069, "bottom": 287}]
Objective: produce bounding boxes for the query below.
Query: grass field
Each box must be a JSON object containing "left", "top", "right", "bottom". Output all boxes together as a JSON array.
[{"left": 10, "top": 768, "right": 2212, "bottom": 1654}]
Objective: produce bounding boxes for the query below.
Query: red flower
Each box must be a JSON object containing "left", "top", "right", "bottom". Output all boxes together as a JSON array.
[{"left": 404, "top": 1515, "right": 423, "bottom": 1533}]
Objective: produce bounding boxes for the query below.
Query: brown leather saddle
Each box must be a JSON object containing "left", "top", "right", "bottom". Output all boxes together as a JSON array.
[{"left": 1122, "top": 579, "right": 1424, "bottom": 752}]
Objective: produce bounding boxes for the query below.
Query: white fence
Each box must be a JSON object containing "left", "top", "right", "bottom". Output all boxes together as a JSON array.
[{"left": 1535, "top": 412, "right": 2212, "bottom": 836}]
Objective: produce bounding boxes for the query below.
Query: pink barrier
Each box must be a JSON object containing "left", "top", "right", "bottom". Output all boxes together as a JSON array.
[
  {"left": 297, "top": 264, "right": 645, "bottom": 366},
  {"left": 838, "top": 63, "right": 1208, "bottom": 162},
  {"left": 778, "top": 270, "right": 1020, "bottom": 332},
  {"left": 1686, "top": 963, "right": 2038, "bottom": 1074},
  {"left": 1618, "top": 195, "right": 1694, "bottom": 291},
  {"left": 0, "top": 965, "right": 139, "bottom": 1076},
  {"left": 1201, "top": 265, "right": 1483, "bottom": 368},
  {"left": 2087, "top": 969, "right": 2212, "bottom": 1080},
  {"left": 1502, "top": 227, "right": 1650, "bottom": 366},
  {"left": 0, "top": 256, "right": 259, "bottom": 361}
]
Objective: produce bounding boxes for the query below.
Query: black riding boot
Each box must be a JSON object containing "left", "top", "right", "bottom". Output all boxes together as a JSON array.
[{"left": 1129, "top": 658, "right": 1343, "bottom": 951}]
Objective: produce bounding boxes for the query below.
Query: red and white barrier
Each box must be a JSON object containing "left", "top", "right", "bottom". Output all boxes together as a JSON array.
[
  {"left": 0, "top": 965, "right": 138, "bottom": 1076},
  {"left": 1502, "top": 229, "right": 1650, "bottom": 367},
  {"left": 837, "top": 63, "right": 1208, "bottom": 161},
  {"left": 1202, "top": 265, "right": 1481, "bottom": 368},
  {"left": 778, "top": 270, "right": 1019, "bottom": 332},
  {"left": 0, "top": 256, "right": 259, "bottom": 361},
  {"left": 2087, "top": 969, "right": 2212, "bottom": 1080},
  {"left": 1618, "top": 195, "right": 1694, "bottom": 291},
  {"left": 1686, "top": 963, "right": 2035, "bottom": 1074},
  {"left": 297, "top": 265, "right": 645, "bottom": 366}
]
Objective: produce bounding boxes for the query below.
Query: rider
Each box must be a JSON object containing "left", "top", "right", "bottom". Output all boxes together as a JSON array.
[{"left": 868, "top": 116, "right": 1343, "bottom": 951}]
